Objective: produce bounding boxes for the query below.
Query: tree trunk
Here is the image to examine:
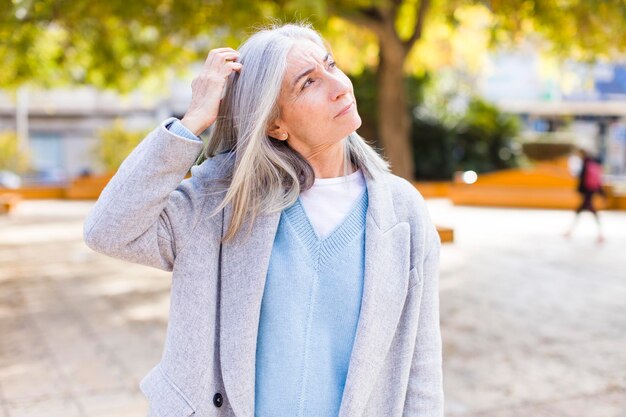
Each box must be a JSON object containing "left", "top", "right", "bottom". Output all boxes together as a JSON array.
[{"left": 377, "top": 36, "right": 414, "bottom": 180}]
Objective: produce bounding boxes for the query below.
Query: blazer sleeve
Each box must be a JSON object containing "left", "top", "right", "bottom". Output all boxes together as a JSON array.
[
  {"left": 83, "top": 117, "right": 206, "bottom": 271},
  {"left": 403, "top": 218, "right": 444, "bottom": 416}
]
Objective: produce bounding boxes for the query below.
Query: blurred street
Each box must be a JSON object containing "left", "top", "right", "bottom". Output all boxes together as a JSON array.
[{"left": 0, "top": 199, "right": 625, "bottom": 417}]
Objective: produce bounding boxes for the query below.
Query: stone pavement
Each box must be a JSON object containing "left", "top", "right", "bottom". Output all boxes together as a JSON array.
[
  {"left": 429, "top": 199, "right": 626, "bottom": 417},
  {"left": 0, "top": 199, "right": 625, "bottom": 417}
]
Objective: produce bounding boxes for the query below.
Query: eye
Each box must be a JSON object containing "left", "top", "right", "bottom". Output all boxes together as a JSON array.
[{"left": 301, "top": 61, "right": 338, "bottom": 90}]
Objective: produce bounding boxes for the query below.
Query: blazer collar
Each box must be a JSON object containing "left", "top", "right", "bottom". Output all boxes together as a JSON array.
[{"left": 219, "top": 168, "right": 411, "bottom": 417}]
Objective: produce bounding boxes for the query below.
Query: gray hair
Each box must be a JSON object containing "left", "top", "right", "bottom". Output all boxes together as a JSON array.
[{"left": 205, "top": 21, "right": 390, "bottom": 242}]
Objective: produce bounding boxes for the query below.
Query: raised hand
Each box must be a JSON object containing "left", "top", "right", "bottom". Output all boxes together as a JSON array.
[{"left": 180, "top": 48, "right": 242, "bottom": 135}]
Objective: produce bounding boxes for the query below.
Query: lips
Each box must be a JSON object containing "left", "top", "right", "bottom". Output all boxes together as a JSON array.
[{"left": 334, "top": 101, "right": 354, "bottom": 118}]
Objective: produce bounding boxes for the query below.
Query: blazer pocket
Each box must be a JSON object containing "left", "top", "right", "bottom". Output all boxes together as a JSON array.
[
  {"left": 140, "top": 364, "right": 196, "bottom": 417},
  {"left": 408, "top": 266, "right": 422, "bottom": 290}
]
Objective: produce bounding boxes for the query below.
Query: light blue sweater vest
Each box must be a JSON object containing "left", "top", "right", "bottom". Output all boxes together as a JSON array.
[{"left": 254, "top": 189, "right": 369, "bottom": 417}]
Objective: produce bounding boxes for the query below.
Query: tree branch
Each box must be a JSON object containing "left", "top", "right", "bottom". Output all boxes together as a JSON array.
[
  {"left": 360, "top": 6, "right": 385, "bottom": 23},
  {"left": 390, "top": 0, "right": 404, "bottom": 14},
  {"left": 403, "top": 0, "right": 431, "bottom": 52},
  {"left": 339, "top": 6, "right": 386, "bottom": 38}
]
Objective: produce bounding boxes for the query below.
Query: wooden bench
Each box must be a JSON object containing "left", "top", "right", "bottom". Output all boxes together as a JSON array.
[
  {"left": 447, "top": 157, "right": 611, "bottom": 210},
  {"left": 0, "top": 193, "right": 22, "bottom": 214},
  {"left": 65, "top": 173, "right": 114, "bottom": 200},
  {"left": 437, "top": 226, "right": 454, "bottom": 243}
]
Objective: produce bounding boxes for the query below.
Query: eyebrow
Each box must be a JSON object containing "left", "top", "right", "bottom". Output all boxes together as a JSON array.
[{"left": 292, "top": 52, "right": 332, "bottom": 89}]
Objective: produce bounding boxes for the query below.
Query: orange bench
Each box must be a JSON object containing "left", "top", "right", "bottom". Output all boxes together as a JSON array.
[{"left": 0, "top": 193, "right": 22, "bottom": 214}]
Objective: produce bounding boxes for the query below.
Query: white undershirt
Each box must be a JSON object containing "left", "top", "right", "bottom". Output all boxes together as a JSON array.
[{"left": 298, "top": 169, "right": 367, "bottom": 239}]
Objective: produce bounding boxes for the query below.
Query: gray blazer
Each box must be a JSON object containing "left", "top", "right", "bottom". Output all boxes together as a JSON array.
[{"left": 84, "top": 118, "right": 443, "bottom": 417}]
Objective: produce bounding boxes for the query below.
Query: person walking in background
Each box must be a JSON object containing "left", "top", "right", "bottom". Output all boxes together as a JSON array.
[
  {"left": 83, "top": 22, "right": 443, "bottom": 417},
  {"left": 565, "top": 148, "right": 606, "bottom": 243}
]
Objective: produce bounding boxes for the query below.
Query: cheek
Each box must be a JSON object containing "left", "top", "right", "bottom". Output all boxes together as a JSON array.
[
  {"left": 290, "top": 97, "right": 327, "bottom": 125},
  {"left": 290, "top": 106, "right": 333, "bottom": 142}
]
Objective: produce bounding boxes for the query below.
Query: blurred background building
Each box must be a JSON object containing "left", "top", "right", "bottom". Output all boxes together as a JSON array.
[
  {"left": 480, "top": 44, "right": 626, "bottom": 179},
  {"left": 0, "top": 76, "right": 193, "bottom": 184},
  {"left": 2, "top": 49, "right": 626, "bottom": 185}
]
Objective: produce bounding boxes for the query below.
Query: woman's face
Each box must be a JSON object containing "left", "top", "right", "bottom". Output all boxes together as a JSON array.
[{"left": 268, "top": 40, "right": 362, "bottom": 160}]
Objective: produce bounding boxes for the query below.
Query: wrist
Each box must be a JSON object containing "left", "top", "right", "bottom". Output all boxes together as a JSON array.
[{"left": 180, "top": 114, "right": 210, "bottom": 136}]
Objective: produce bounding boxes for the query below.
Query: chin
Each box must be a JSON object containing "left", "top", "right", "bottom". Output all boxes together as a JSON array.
[
  {"left": 336, "top": 122, "right": 361, "bottom": 140},
  {"left": 345, "top": 104, "right": 363, "bottom": 128},
  {"left": 345, "top": 112, "right": 362, "bottom": 134},
  {"left": 330, "top": 109, "right": 362, "bottom": 139}
]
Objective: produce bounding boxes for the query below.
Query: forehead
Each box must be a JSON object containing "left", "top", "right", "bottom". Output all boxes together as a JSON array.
[{"left": 285, "top": 40, "right": 328, "bottom": 74}]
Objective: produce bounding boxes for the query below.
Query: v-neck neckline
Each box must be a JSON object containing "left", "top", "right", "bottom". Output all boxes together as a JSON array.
[{"left": 283, "top": 189, "right": 368, "bottom": 270}]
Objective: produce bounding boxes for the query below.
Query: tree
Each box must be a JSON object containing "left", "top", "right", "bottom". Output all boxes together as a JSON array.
[
  {"left": 3, "top": 0, "right": 626, "bottom": 179},
  {"left": 323, "top": 0, "right": 626, "bottom": 178},
  {"left": 327, "top": 0, "right": 434, "bottom": 179},
  {"left": 0, "top": 0, "right": 278, "bottom": 91}
]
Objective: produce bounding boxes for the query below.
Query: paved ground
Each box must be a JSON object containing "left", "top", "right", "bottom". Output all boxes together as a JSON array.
[{"left": 0, "top": 199, "right": 624, "bottom": 417}]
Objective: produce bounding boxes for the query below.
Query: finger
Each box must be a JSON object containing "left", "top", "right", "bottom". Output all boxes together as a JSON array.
[
  {"left": 205, "top": 47, "right": 237, "bottom": 60},
  {"left": 204, "top": 48, "right": 238, "bottom": 67},
  {"left": 219, "top": 61, "right": 243, "bottom": 76},
  {"left": 217, "top": 52, "right": 240, "bottom": 62},
  {"left": 204, "top": 53, "right": 240, "bottom": 74},
  {"left": 228, "top": 62, "right": 243, "bottom": 72},
  {"left": 205, "top": 52, "right": 240, "bottom": 71},
  {"left": 211, "top": 47, "right": 237, "bottom": 54}
]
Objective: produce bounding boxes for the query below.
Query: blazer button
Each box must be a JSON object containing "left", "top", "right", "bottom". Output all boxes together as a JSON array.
[{"left": 213, "top": 392, "right": 223, "bottom": 408}]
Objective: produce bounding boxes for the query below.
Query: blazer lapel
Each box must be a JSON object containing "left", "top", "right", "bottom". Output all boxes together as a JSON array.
[
  {"left": 338, "top": 174, "right": 411, "bottom": 417},
  {"left": 220, "top": 205, "right": 280, "bottom": 417},
  {"left": 219, "top": 170, "right": 410, "bottom": 417}
]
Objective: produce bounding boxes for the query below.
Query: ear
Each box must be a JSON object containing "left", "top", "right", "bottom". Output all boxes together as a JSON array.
[{"left": 266, "top": 120, "right": 288, "bottom": 141}]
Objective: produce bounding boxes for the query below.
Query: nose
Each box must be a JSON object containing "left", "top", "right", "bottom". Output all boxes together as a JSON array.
[{"left": 329, "top": 72, "right": 351, "bottom": 101}]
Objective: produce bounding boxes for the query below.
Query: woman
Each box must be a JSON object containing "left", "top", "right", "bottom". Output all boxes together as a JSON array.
[
  {"left": 564, "top": 148, "right": 606, "bottom": 243},
  {"left": 84, "top": 22, "right": 442, "bottom": 417}
]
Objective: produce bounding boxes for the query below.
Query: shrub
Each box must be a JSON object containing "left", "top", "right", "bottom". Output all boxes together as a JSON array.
[
  {"left": 0, "top": 131, "right": 30, "bottom": 172},
  {"left": 94, "top": 120, "right": 150, "bottom": 172},
  {"left": 350, "top": 70, "right": 522, "bottom": 180}
]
